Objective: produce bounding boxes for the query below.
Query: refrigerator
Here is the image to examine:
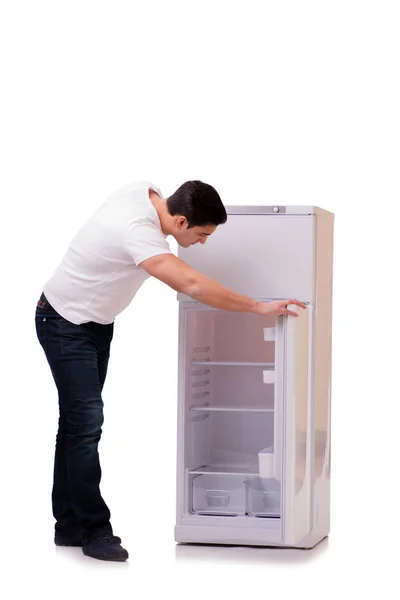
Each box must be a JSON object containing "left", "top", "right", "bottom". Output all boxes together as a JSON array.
[{"left": 174, "top": 205, "right": 334, "bottom": 549}]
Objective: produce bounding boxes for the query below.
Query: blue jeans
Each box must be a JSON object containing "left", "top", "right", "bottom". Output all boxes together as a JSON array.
[{"left": 35, "top": 295, "right": 114, "bottom": 540}]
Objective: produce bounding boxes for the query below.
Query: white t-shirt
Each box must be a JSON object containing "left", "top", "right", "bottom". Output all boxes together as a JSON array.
[{"left": 43, "top": 181, "right": 173, "bottom": 325}]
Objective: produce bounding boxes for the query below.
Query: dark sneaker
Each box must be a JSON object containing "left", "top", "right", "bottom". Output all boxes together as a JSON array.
[{"left": 82, "top": 534, "right": 128, "bottom": 562}]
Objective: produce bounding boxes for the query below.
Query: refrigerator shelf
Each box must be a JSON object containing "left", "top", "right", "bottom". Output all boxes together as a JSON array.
[
  {"left": 190, "top": 405, "right": 274, "bottom": 413},
  {"left": 191, "top": 361, "right": 275, "bottom": 368},
  {"left": 189, "top": 465, "right": 259, "bottom": 476}
]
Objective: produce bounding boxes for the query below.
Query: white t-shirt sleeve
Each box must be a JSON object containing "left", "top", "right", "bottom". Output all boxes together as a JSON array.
[{"left": 124, "top": 219, "right": 173, "bottom": 266}]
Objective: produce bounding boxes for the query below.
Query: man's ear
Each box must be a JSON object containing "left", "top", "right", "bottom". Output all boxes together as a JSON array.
[{"left": 176, "top": 216, "right": 188, "bottom": 229}]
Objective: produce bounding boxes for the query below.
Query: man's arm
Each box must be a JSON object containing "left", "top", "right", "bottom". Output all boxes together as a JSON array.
[{"left": 139, "top": 254, "right": 305, "bottom": 317}]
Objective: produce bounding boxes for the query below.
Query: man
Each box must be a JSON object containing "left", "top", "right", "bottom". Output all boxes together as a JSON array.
[{"left": 35, "top": 180, "right": 305, "bottom": 562}]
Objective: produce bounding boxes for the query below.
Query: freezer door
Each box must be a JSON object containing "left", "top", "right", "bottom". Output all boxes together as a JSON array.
[
  {"left": 281, "top": 303, "right": 312, "bottom": 545},
  {"left": 177, "top": 214, "right": 316, "bottom": 303}
]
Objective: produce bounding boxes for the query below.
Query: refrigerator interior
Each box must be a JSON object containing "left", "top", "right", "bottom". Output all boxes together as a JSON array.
[{"left": 184, "top": 308, "right": 282, "bottom": 518}]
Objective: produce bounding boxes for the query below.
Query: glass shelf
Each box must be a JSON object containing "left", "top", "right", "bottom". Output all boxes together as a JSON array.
[
  {"left": 189, "top": 465, "right": 259, "bottom": 476},
  {"left": 190, "top": 405, "right": 274, "bottom": 413},
  {"left": 191, "top": 361, "right": 274, "bottom": 368}
]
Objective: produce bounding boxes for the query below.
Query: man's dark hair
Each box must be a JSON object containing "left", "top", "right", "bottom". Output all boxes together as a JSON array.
[{"left": 166, "top": 180, "right": 227, "bottom": 228}]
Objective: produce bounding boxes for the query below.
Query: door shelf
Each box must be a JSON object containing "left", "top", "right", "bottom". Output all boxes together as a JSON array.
[{"left": 190, "top": 405, "right": 274, "bottom": 413}]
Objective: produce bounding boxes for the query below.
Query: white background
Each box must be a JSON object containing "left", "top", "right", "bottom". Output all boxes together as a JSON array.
[{"left": 1, "top": 0, "right": 399, "bottom": 597}]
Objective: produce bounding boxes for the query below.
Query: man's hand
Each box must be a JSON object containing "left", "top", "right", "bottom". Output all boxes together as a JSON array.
[{"left": 255, "top": 299, "right": 307, "bottom": 318}]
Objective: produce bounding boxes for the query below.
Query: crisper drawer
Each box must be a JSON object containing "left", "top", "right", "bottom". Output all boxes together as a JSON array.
[
  {"left": 178, "top": 215, "right": 315, "bottom": 302},
  {"left": 189, "top": 473, "right": 282, "bottom": 518},
  {"left": 247, "top": 477, "right": 281, "bottom": 517},
  {"left": 191, "top": 474, "right": 246, "bottom": 516}
]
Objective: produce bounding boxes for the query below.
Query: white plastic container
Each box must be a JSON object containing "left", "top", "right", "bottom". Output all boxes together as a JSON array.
[{"left": 258, "top": 446, "right": 274, "bottom": 478}]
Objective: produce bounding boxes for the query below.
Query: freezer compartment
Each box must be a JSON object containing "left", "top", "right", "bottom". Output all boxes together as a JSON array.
[
  {"left": 191, "top": 473, "right": 247, "bottom": 516},
  {"left": 177, "top": 214, "right": 316, "bottom": 302},
  {"left": 247, "top": 477, "right": 281, "bottom": 517}
]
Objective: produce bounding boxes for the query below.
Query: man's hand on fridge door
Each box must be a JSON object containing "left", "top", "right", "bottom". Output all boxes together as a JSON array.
[{"left": 255, "top": 299, "right": 307, "bottom": 319}]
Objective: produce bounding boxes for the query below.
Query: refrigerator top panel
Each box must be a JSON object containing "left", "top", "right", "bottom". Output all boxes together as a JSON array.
[
  {"left": 178, "top": 213, "right": 316, "bottom": 303},
  {"left": 223, "top": 205, "right": 332, "bottom": 216}
]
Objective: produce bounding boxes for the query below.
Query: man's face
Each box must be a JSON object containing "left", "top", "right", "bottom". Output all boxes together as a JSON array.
[{"left": 173, "top": 217, "right": 217, "bottom": 248}]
